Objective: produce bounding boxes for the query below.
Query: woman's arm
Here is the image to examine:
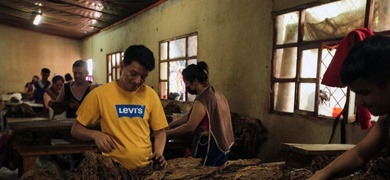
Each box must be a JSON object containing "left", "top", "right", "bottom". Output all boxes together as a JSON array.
[
  {"left": 168, "top": 114, "right": 189, "bottom": 129},
  {"left": 24, "top": 83, "right": 29, "bottom": 93},
  {"left": 55, "top": 84, "right": 65, "bottom": 102},
  {"left": 166, "top": 101, "right": 206, "bottom": 137},
  {"left": 43, "top": 92, "right": 51, "bottom": 108}
]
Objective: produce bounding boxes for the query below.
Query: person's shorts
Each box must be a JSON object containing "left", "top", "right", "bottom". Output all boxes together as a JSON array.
[{"left": 194, "top": 136, "right": 229, "bottom": 166}]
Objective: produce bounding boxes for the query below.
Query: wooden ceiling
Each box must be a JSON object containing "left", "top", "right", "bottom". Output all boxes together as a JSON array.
[{"left": 0, "top": 0, "right": 165, "bottom": 40}]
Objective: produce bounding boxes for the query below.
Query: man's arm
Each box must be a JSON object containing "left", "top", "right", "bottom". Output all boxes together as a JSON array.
[
  {"left": 150, "top": 128, "right": 167, "bottom": 169},
  {"left": 71, "top": 121, "right": 116, "bottom": 153},
  {"left": 309, "top": 116, "right": 386, "bottom": 179},
  {"left": 153, "top": 129, "right": 166, "bottom": 155}
]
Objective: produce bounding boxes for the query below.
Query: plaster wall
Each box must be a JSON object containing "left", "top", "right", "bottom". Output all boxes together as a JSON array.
[
  {"left": 0, "top": 0, "right": 370, "bottom": 163},
  {"left": 84, "top": 0, "right": 271, "bottom": 115},
  {"left": 0, "top": 24, "right": 81, "bottom": 94},
  {"left": 81, "top": 0, "right": 370, "bottom": 162},
  {"left": 273, "top": 0, "right": 317, "bottom": 11}
]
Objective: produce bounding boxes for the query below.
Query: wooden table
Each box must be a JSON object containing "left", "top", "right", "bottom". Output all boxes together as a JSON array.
[
  {"left": 3, "top": 101, "right": 43, "bottom": 107},
  {"left": 7, "top": 117, "right": 49, "bottom": 123},
  {"left": 280, "top": 143, "right": 355, "bottom": 168},
  {"left": 7, "top": 118, "right": 100, "bottom": 176},
  {"left": 3, "top": 101, "right": 45, "bottom": 118},
  {"left": 8, "top": 118, "right": 77, "bottom": 145},
  {"left": 8, "top": 118, "right": 74, "bottom": 130},
  {"left": 14, "top": 142, "right": 98, "bottom": 175},
  {"left": 280, "top": 143, "right": 355, "bottom": 155}
]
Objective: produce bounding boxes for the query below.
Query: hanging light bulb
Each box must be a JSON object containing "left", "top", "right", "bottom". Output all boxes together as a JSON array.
[
  {"left": 33, "top": 13, "right": 42, "bottom": 25},
  {"left": 33, "top": 10, "right": 42, "bottom": 25}
]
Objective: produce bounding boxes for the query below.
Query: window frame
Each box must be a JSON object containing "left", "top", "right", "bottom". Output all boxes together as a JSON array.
[
  {"left": 85, "top": 58, "right": 94, "bottom": 82},
  {"left": 158, "top": 32, "right": 198, "bottom": 101},
  {"left": 106, "top": 51, "right": 124, "bottom": 83},
  {"left": 271, "top": 0, "right": 390, "bottom": 118}
]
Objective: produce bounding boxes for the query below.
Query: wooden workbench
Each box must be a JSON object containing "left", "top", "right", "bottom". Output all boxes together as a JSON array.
[
  {"left": 9, "top": 119, "right": 76, "bottom": 146},
  {"left": 7, "top": 118, "right": 100, "bottom": 176},
  {"left": 280, "top": 143, "right": 355, "bottom": 168},
  {"left": 7, "top": 117, "right": 49, "bottom": 123},
  {"left": 14, "top": 142, "right": 98, "bottom": 175}
]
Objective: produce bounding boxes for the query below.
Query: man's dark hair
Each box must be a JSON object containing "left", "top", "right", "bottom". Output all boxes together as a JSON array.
[
  {"left": 64, "top": 73, "right": 73, "bottom": 81},
  {"left": 340, "top": 35, "right": 390, "bottom": 87},
  {"left": 123, "top": 45, "right": 155, "bottom": 71},
  {"left": 73, "top": 60, "right": 88, "bottom": 70},
  {"left": 41, "top": 68, "right": 50, "bottom": 74}
]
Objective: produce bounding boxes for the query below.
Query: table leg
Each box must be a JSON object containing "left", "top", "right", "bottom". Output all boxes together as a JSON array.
[{"left": 21, "top": 155, "right": 36, "bottom": 176}]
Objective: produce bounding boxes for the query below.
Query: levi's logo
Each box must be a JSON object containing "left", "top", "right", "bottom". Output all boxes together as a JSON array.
[{"left": 116, "top": 105, "right": 145, "bottom": 118}]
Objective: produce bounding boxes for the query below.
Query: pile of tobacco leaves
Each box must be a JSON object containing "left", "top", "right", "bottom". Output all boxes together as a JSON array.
[{"left": 20, "top": 150, "right": 390, "bottom": 180}]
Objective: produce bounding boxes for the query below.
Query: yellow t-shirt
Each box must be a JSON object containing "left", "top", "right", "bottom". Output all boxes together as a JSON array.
[{"left": 76, "top": 81, "right": 168, "bottom": 170}]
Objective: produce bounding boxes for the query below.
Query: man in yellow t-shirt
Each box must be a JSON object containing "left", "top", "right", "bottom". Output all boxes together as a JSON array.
[{"left": 70, "top": 45, "right": 168, "bottom": 170}]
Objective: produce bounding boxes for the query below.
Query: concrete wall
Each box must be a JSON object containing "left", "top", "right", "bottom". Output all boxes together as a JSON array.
[
  {"left": 81, "top": 0, "right": 370, "bottom": 162},
  {"left": 0, "top": 24, "right": 81, "bottom": 94}
]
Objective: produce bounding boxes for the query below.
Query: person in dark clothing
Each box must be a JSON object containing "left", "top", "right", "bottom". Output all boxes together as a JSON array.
[
  {"left": 33, "top": 68, "right": 51, "bottom": 103},
  {"left": 64, "top": 73, "right": 73, "bottom": 82},
  {"left": 55, "top": 60, "right": 98, "bottom": 118}
]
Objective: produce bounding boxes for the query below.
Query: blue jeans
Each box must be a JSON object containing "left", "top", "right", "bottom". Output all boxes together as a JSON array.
[{"left": 194, "top": 136, "right": 229, "bottom": 166}]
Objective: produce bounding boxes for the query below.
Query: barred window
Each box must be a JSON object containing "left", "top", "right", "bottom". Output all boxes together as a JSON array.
[
  {"left": 271, "top": 0, "right": 390, "bottom": 118},
  {"left": 159, "top": 33, "right": 198, "bottom": 101}
]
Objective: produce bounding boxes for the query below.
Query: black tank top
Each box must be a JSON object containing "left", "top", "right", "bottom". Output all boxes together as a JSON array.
[{"left": 64, "top": 82, "right": 91, "bottom": 118}]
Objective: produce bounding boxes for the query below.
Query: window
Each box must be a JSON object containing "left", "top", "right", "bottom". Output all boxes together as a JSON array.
[
  {"left": 271, "top": 0, "right": 390, "bottom": 118},
  {"left": 106, "top": 51, "right": 124, "bottom": 83},
  {"left": 85, "top": 58, "right": 94, "bottom": 82},
  {"left": 159, "top": 33, "right": 198, "bottom": 101}
]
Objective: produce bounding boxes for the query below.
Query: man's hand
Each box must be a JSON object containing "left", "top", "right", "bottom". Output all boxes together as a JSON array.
[
  {"left": 91, "top": 131, "right": 116, "bottom": 153},
  {"left": 148, "top": 153, "right": 167, "bottom": 171}
]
